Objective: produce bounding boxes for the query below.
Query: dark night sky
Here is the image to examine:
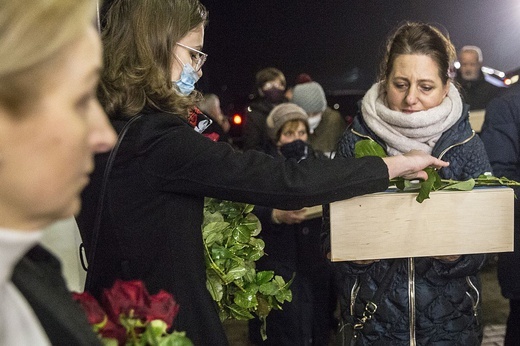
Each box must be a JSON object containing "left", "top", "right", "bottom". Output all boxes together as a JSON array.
[{"left": 198, "top": 0, "right": 520, "bottom": 98}]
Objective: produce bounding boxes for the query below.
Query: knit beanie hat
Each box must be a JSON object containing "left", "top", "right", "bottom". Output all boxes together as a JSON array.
[
  {"left": 291, "top": 81, "right": 327, "bottom": 114},
  {"left": 266, "top": 103, "right": 308, "bottom": 141}
]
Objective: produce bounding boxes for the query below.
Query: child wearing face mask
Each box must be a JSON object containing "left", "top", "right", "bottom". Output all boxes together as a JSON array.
[
  {"left": 243, "top": 67, "right": 288, "bottom": 151},
  {"left": 247, "top": 103, "right": 336, "bottom": 345}
]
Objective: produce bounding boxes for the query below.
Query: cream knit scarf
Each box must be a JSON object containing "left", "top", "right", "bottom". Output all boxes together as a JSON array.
[{"left": 361, "top": 82, "right": 462, "bottom": 155}]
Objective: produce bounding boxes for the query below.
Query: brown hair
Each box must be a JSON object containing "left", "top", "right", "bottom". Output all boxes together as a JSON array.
[
  {"left": 277, "top": 119, "right": 309, "bottom": 141},
  {"left": 98, "top": 0, "right": 208, "bottom": 118},
  {"left": 255, "top": 67, "right": 286, "bottom": 90},
  {"left": 379, "top": 22, "right": 455, "bottom": 91},
  {"left": 0, "top": 0, "right": 95, "bottom": 114}
]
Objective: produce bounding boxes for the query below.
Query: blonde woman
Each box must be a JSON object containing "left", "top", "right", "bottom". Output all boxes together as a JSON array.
[{"left": 0, "top": 0, "right": 116, "bottom": 344}]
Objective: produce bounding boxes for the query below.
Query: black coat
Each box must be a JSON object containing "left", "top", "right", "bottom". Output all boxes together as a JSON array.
[
  {"left": 455, "top": 72, "right": 502, "bottom": 110},
  {"left": 248, "top": 142, "right": 335, "bottom": 345},
  {"left": 332, "top": 104, "right": 491, "bottom": 345},
  {"left": 242, "top": 97, "right": 276, "bottom": 151},
  {"left": 480, "top": 85, "right": 520, "bottom": 299},
  {"left": 12, "top": 246, "right": 101, "bottom": 346},
  {"left": 77, "top": 110, "right": 390, "bottom": 346}
]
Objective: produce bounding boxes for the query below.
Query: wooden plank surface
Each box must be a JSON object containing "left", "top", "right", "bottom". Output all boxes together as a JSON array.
[{"left": 330, "top": 187, "right": 514, "bottom": 261}]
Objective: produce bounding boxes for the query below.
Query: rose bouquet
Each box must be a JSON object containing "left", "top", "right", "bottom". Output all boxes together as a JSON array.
[{"left": 73, "top": 279, "right": 192, "bottom": 346}]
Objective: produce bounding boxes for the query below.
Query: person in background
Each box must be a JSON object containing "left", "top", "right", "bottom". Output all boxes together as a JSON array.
[
  {"left": 284, "top": 73, "right": 313, "bottom": 100},
  {"left": 77, "top": 1, "right": 449, "bottom": 344},
  {"left": 479, "top": 83, "right": 520, "bottom": 346},
  {"left": 198, "top": 93, "right": 231, "bottom": 143},
  {"left": 331, "top": 22, "right": 491, "bottom": 345},
  {"left": 243, "top": 67, "right": 287, "bottom": 151},
  {"left": 248, "top": 103, "right": 335, "bottom": 345},
  {"left": 455, "top": 45, "right": 502, "bottom": 110},
  {"left": 0, "top": 0, "right": 116, "bottom": 344},
  {"left": 291, "top": 81, "right": 347, "bottom": 157}
]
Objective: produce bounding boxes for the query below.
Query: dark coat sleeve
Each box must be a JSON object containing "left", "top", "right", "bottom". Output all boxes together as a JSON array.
[{"left": 134, "top": 116, "right": 390, "bottom": 210}]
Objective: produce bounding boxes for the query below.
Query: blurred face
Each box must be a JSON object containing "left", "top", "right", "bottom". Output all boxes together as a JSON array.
[
  {"left": 277, "top": 120, "right": 308, "bottom": 146},
  {"left": 262, "top": 78, "right": 285, "bottom": 92},
  {"left": 0, "top": 26, "right": 116, "bottom": 230},
  {"left": 171, "top": 24, "right": 205, "bottom": 81},
  {"left": 458, "top": 50, "right": 481, "bottom": 81},
  {"left": 385, "top": 54, "right": 449, "bottom": 114}
]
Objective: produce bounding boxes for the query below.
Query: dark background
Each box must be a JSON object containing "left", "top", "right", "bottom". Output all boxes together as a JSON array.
[{"left": 198, "top": 0, "right": 520, "bottom": 97}]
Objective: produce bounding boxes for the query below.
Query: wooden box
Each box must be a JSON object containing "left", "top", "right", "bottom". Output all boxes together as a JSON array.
[{"left": 329, "top": 187, "right": 514, "bottom": 262}]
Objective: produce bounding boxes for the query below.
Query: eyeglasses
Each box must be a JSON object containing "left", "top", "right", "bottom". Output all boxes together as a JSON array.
[{"left": 176, "top": 42, "right": 208, "bottom": 72}]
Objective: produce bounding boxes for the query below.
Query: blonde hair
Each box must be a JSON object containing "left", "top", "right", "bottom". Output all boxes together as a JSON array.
[
  {"left": 0, "top": 0, "right": 96, "bottom": 112},
  {"left": 98, "top": 0, "right": 208, "bottom": 119}
]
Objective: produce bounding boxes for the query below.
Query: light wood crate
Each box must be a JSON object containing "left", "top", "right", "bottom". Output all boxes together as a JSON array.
[{"left": 330, "top": 187, "right": 514, "bottom": 261}]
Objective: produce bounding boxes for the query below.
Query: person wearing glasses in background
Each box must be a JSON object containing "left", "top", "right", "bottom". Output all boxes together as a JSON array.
[
  {"left": 77, "top": 1, "right": 449, "bottom": 345},
  {"left": 0, "top": 0, "right": 116, "bottom": 344}
]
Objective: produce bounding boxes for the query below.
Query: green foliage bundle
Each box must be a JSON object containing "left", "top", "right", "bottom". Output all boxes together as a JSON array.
[
  {"left": 355, "top": 139, "right": 520, "bottom": 203},
  {"left": 202, "top": 198, "right": 293, "bottom": 340}
]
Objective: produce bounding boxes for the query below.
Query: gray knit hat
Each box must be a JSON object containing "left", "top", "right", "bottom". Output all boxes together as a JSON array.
[
  {"left": 291, "top": 81, "right": 327, "bottom": 114},
  {"left": 266, "top": 103, "right": 308, "bottom": 141}
]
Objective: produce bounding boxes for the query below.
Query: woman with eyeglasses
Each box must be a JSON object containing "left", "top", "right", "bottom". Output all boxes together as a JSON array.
[
  {"left": 78, "top": 1, "right": 448, "bottom": 345},
  {"left": 0, "top": 0, "right": 116, "bottom": 344}
]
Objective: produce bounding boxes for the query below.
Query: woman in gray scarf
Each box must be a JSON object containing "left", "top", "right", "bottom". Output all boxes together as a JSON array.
[{"left": 333, "top": 22, "right": 491, "bottom": 345}]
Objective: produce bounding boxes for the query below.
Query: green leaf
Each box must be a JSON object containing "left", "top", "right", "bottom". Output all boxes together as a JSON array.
[
  {"left": 416, "top": 168, "right": 441, "bottom": 203},
  {"left": 227, "top": 303, "right": 255, "bottom": 320},
  {"left": 234, "top": 290, "right": 258, "bottom": 309},
  {"left": 441, "top": 178, "right": 475, "bottom": 191},
  {"left": 232, "top": 225, "right": 252, "bottom": 243},
  {"left": 354, "top": 139, "right": 387, "bottom": 158},
  {"left": 224, "top": 264, "right": 247, "bottom": 282},
  {"left": 256, "top": 271, "right": 274, "bottom": 285},
  {"left": 205, "top": 271, "right": 223, "bottom": 301}
]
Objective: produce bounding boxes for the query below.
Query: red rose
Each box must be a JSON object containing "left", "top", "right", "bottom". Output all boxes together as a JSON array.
[
  {"left": 72, "top": 291, "right": 106, "bottom": 326},
  {"left": 147, "top": 290, "right": 180, "bottom": 328},
  {"left": 101, "top": 280, "right": 149, "bottom": 323}
]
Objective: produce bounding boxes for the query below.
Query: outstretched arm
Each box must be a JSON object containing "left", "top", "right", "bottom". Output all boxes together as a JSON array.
[{"left": 383, "top": 150, "right": 449, "bottom": 180}]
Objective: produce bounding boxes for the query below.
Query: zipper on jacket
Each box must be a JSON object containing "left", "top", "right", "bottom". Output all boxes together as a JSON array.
[
  {"left": 466, "top": 276, "right": 480, "bottom": 324},
  {"left": 351, "top": 129, "right": 377, "bottom": 142},
  {"left": 408, "top": 257, "right": 416, "bottom": 346},
  {"left": 437, "top": 130, "right": 476, "bottom": 160},
  {"left": 350, "top": 276, "right": 360, "bottom": 316}
]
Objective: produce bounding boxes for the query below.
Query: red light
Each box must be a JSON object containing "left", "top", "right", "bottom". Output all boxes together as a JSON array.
[
  {"left": 504, "top": 78, "right": 512, "bottom": 86},
  {"left": 232, "top": 114, "right": 243, "bottom": 125}
]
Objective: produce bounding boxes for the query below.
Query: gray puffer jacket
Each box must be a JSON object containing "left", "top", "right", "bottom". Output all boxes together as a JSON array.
[{"left": 332, "top": 104, "right": 491, "bottom": 345}]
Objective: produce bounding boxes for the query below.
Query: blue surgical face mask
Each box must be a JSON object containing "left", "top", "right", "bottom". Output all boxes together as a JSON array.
[{"left": 173, "top": 56, "right": 200, "bottom": 95}]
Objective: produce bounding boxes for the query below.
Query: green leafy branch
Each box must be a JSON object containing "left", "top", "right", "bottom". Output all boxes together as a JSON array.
[
  {"left": 355, "top": 139, "right": 520, "bottom": 203},
  {"left": 202, "top": 198, "right": 293, "bottom": 341}
]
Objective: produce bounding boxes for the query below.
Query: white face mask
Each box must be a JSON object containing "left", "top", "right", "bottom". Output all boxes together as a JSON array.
[
  {"left": 173, "top": 55, "right": 200, "bottom": 95},
  {"left": 307, "top": 114, "right": 323, "bottom": 134}
]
